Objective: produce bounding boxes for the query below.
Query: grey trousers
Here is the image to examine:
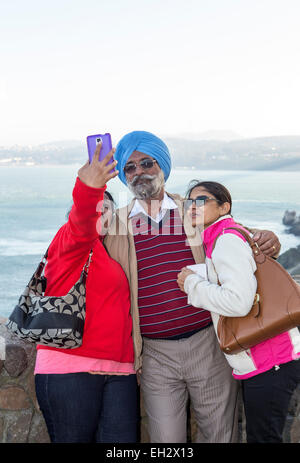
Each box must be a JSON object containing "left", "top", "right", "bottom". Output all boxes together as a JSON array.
[{"left": 140, "top": 325, "right": 239, "bottom": 443}]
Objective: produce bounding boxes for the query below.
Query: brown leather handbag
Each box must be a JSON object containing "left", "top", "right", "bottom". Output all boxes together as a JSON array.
[{"left": 213, "top": 227, "right": 300, "bottom": 355}]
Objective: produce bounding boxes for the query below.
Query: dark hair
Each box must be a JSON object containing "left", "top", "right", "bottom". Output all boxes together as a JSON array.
[
  {"left": 104, "top": 190, "right": 115, "bottom": 206},
  {"left": 185, "top": 179, "right": 232, "bottom": 214},
  {"left": 103, "top": 191, "right": 116, "bottom": 215}
]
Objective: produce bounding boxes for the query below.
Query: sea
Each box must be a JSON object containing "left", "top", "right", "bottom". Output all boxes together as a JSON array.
[{"left": 0, "top": 165, "right": 300, "bottom": 318}]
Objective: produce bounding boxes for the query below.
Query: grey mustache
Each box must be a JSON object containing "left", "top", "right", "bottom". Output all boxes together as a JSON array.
[{"left": 130, "top": 174, "right": 156, "bottom": 186}]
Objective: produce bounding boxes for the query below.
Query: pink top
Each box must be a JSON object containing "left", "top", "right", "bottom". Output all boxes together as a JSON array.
[
  {"left": 201, "top": 215, "right": 300, "bottom": 380},
  {"left": 34, "top": 349, "right": 136, "bottom": 375}
]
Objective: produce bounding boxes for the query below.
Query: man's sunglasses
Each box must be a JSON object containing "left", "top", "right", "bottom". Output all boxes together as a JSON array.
[
  {"left": 184, "top": 195, "right": 221, "bottom": 209},
  {"left": 123, "top": 159, "right": 157, "bottom": 174}
]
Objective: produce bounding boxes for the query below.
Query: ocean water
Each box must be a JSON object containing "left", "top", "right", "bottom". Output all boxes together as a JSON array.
[{"left": 0, "top": 165, "right": 299, "bottom": 318}]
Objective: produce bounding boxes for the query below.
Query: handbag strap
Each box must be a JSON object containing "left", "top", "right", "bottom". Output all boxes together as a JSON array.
[
  {"left": 36, "top": 247, "right": 93, "bottom": 278},
  {"left": 82, "top": 250, "right": 93, "bottom": 275},
  {"left": 212, "top": 226, "right": 266, "bottom": 264},
  {"left": 43, "top": 246, "right": 50, "bottom": 260},
  {"left": 212, "top": 226, "right": 250, "bottom": 250},
  {"left": 212, "top": 226, "right": 261, "bottom": 315},
  {"left": 35, "top": 248, "right": 49, "bottom": 278}
]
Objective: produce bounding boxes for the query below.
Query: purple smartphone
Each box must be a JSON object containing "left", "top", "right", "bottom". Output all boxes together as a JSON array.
[{"left": 86, "top": 133, "right": 115, "bottom": 171}]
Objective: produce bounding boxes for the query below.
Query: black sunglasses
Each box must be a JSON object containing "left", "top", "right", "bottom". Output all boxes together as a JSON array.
[
  {"left": 123, "top": 158, "right": 157, "bottom": 174},
  {"left": 184, "top": 195, "right": 221, "bottom": 210}
]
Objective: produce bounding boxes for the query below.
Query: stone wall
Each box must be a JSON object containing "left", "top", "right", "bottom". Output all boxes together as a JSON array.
[
  {"left": 0, "top": 321, "right": 50, "bottom": 443},
  {"left": 1, "top": 314, "right": 300, "bottom": 443}
]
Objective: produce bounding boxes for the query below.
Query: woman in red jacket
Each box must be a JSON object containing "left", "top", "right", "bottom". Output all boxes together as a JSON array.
[{"left": 34, "top": 144, "right": 138, "bottom": 443}]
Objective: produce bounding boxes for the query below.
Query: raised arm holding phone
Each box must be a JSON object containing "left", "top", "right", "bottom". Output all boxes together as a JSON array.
[{"left": 34, "top": 142, "right": 139, "bottom": 443}]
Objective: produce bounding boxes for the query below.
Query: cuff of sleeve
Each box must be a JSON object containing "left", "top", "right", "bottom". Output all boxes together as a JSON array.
[
  {"left": 184, "top": 273, "right": 203, "bottom": 293},
  {"left": 184, "top": 274, "right": 207, "bottom": 306},
  {"left": 75, "top": 176, "right": 107, "bottom": 195}
]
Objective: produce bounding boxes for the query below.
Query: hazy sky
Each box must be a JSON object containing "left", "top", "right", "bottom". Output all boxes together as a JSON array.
[{"left": 1, "top": 0, "right": 300, "bottom": 146}]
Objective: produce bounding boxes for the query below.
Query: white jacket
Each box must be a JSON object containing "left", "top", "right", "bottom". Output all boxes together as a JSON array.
[{"left": 184, "top": 215, "right": 300, "bottom": 379}]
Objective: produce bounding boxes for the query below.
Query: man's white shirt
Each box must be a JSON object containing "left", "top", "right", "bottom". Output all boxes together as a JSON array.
[{"left": 128, "top": 193, "right": 178, "bottom": 223}]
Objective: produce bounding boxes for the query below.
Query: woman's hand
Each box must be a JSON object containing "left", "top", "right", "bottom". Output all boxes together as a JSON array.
[
  {"left": 177, "top": 267, "right": 195, "bottom": 292},
  {"left": 78, "top": 142, "right": 119, "bottom": 188}
]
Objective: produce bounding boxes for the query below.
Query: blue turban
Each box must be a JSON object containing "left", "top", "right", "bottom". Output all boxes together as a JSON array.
[{"left": 114, "top": 131, "right": 172, "bottom": 185}]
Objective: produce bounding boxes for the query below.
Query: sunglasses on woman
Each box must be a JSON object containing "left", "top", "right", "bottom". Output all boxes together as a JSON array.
[
  {"left": 184, "top": 195, "right": 221, "bottom": 210},
  {"left": 123, "top": 159, "right": 157, "bottom": 174}
]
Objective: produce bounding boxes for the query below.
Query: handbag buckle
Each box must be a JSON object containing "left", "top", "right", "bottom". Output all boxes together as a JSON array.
[
  {"left": 83, "top": 251, "right": 93, "bottom": 273},
  {"left": 253, "top": 293, "right": 260, "bottom": 305},
  {"left": 253, "top": 242, "right": 260, "bottom": 255},
  {"left": 252, "top": 293, "right": 260, "bottom": 317}
]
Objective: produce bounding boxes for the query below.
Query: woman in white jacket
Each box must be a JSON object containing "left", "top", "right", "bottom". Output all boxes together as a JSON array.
[{"left": 177, "top": 180, "right": 300, "bottom": 443}]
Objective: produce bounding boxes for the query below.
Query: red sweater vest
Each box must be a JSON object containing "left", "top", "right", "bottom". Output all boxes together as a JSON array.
[{"left": 132, "top": 208, "right": 212, "bottom": 338}]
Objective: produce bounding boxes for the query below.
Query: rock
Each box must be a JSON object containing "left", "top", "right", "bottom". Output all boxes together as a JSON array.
[
  {"left": 0, "top": 416, "right": 4, "bottom": 441},
  {"left": 282, "top": 210, "right": 300, "bottom": 237},
  {"left": 289, "top": 221, "right": 300, "bottom": 237},
  {"left": 283, "top": 384, "right": 300, "bottom": 443},
  {"left": 290, "top": 417, "right": 300, "bottom": 443},
  {"left": 27, "top": 370, "right": 40, "bottom": 411},
  {"left": 0, "top": 323, "right": 36, "bottom": 359},
  {"left": 5, "top": 410, "right": 33, "bottom": 443},
  {"left": 28, "top": 412, "right": 50, "bottom": 443},
  {"left": 0, "top": 386, "right": 31, "bottom": 410},
  {"left": 4, "top": 344, "right": 28, "bottom": 377},
  {"left": 277, "top": 245, "right": 300, "bottom": 272},
  {"left": 283, "top": 210, "right": 297, "bottom": 226}
]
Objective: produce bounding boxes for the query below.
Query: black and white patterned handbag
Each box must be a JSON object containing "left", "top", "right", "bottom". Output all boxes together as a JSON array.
[{"left": 5, "top": 249, "right": 92, "bottom": 349}]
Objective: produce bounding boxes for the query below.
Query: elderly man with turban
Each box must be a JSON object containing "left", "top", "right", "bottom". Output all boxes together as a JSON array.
[{"left": 104, "top": 130, "right": 281, "bottom": 443}]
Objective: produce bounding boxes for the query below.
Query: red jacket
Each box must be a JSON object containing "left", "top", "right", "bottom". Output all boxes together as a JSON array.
[{"left": 37, "top": 177, "right": 134, "bottom": 363}]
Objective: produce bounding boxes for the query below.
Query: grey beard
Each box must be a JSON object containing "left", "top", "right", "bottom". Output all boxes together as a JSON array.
[{"left": 128, "top": 170, "right": 165, "bottom": 199}]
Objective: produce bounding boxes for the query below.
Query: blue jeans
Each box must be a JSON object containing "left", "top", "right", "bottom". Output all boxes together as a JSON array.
[{"left": 35, "top": 372, "right": 139, "bottom": 443}]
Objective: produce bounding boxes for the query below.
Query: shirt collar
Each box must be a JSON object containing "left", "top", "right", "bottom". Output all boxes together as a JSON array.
[{"left": 128, "top": 193, "right": 177, "bottom": 222}]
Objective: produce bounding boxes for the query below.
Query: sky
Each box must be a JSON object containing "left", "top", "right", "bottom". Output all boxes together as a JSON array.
[{"left": 1, "top": 0, "right": 300, "bottom": 146}]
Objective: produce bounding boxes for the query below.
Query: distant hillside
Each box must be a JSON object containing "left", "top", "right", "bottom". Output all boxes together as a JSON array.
[
  {"left": 165, "top": 135, "right": 300, "bottom": 170},
  {"left": 1, "top": 135, "right": 300, "bottom": 170}
]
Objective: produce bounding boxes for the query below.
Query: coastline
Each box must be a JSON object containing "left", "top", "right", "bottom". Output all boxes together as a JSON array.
[{"left": 1, "top": 162, "right": 300, "bottom": 172}]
